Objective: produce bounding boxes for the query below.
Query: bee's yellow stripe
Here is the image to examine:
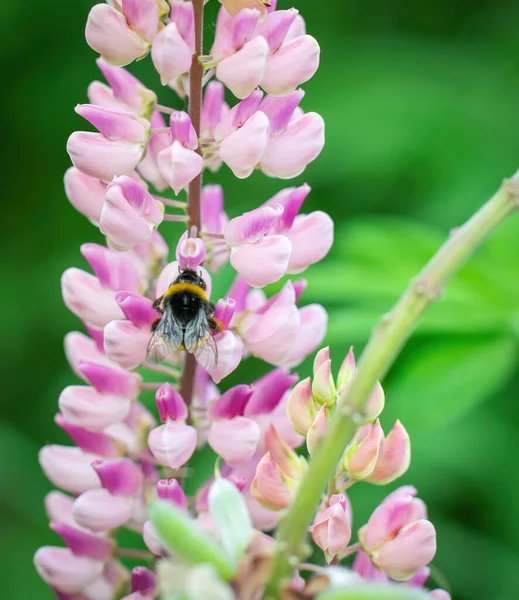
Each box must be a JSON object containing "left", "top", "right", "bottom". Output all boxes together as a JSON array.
[{"left": 164, "top": 282, "right": 208, "bottom": 301}]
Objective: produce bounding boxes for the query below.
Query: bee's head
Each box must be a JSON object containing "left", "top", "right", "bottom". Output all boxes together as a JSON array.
[{"left": 175, "top": 268, "right": 207, "bottom": 290}]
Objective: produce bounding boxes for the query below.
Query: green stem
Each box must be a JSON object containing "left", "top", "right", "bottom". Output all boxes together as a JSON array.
[{"left": 265, "top": 174, "right": 519, "bottom": 598}]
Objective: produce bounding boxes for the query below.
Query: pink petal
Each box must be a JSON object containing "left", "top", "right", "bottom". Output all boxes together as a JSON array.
[
  {"left": 75, "top": 104, "right": 149, "bottom": 142},
  {"left": 50, "top": 521, "right": 115, "bottom": 561},
  {"left": 86, "top": 4, "right": 149, "bottom": 66},
  {"left": 67, "top": 131, "right": 144, "bottom": 182},
  {"left": 151, "top": 22, "right": 193, "bottom": 85},
  {"left": 61, "top": 268, "right": 123, "bottom": 329},
  {"left": 175, "top": 231, "right": 206, "bottom": 270},
  {"left": 212, "top": 8, "right": 261, "bottom": 60},
  {"left": 262, "top": 34, "right": 320, "bottom": 95},
  {"left": 216, "top": 36, "right": 269, "bottom": 99},
  {"left": 115, "top": 291, "right": 159, "bottom": 328},
  {"left": 58, "top": 386, "right": 131, "bottom": 431},
  {"left": 78, "top": 361, "right": 141, "bottom": 398},
  {"left": 122, "top": 0, "right": 159, "bottom": 41},
  {"left": 207, "top": 417, "right": 260, "bottom": 466},
  {"left": 345, "top": 420, "right": 384, "bottom": 478},
  {"left": 230, "top": 235, "right": 291, "bottom": 287},
  {"left": 157, "top": 141, "right": 204, "bottom": 195},
  {"left": 281, "top": 304, "right": 328, "bottom": 368},
  {"left": 368, "top": 420, "right": 411, "bottom": 485},
  {"left": 201, "top": 82, "right": 226, "bottom": 139},
  {"left": 225, "top": 203, "right": 283, "bottom": 246},
  {"left": 286, "top": 211, "right": 334, "bottom": 274},
  {"left": 64, "top": 167, "right": 106, "bottom": 224},
  {"left": 214, "top": 90, "right": 263, "bottom": 142},
  {"left": 265, "top": 181, "right": 310, "bottom": 229},
  {"left": 34, "top": 547, "right": 103, "bottom": 594},
  {"left": 103, "top": 319, "right": 150, "bottom": 370},
  {"left": 64, "top": 331, "right": 110, "bottom": 376},
  {"left": 251, "top": 453, "right": 295, "bottom": 510},
  {"left": 92, "top": 458, "right": 143, "bottom": 496},
  {"left": 258, "top": 90, "right": 304, "bottom": 135},
  {"left": 45, "top": 491, "right": 76, "bottom": 527},
  {"left": 170, "top": 0, "right": 196, "bottom": 51},
  {"left": 219, "top": 111, "right": 270, "bottom": 178},
  {"left": 148, "top": 421, "right": 197, "bottom": 468},
  {"left": 73, "top": 489, "right": 134, "bottom": 532},
  {"left": 207, "top": 331, "right": 244, "bottom": 383},
  {"left": 245, "top": 369, "right": 298, "bottom": 416},
  {"left": 253, "top": 9, "right": 298, "bottom": 53},
  {"left": 260, "top": 112, "right": 324, "bottom": 179},
  {"left": 39, "top": 446, "right": 102, "bottom": 495},
  {"left": 81, "top": 243, "right": 141, "bottom": 293},
  {"left": 362, "top": 495, "right": 415, "bottom": 552},
  {"left": 209, "top": 384, "right": 253, "bottom": 419},
  {"left": 352, "top": 551, "right": 389, "bottom": 582}
]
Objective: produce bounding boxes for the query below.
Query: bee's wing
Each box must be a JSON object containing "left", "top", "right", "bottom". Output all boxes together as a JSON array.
[
  {"left": 146, "top": 307, "right": 184, "bottom": 364},
  {"left": 183, "top": 306, "right": 218, "bottom": 371}
]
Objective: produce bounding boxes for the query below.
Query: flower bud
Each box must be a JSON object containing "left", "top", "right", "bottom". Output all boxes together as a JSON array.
[
  {"left": 312, "top": 359, "right": 336, "bottom": 406},
  {"left": 337, "top": 346, "right": 355, "bottom": 391},
  {"left": 157, "top": 478, "right": 188, "bottom": 509},
  {"left": 45, "top": 491, "right": 76, "bottom": 526},
  {"left": 39, "top": 446, "right": 101, "bottom": 495},
  {"left": 131, "top": 566, "right": 156, "bottom": 596},
  {"left": 310, "top": 494, "right": 352, "bottom": 563},
  {"left": 73, "top": 489, "right": 135, "bottom": 532},
  {"left": 306, "top": 405, "right": 327, "bottom": 455},
  {"left": 155, "top": 383, "right": 188, "bottom": 422},
  {"left": 343, "top": 420, "right": 384, "bottom": 480},
  {"left": 92, "top": 458, "right": 143, "bottom": 496},
  {"left": 34, "top": 546, "right": 103, "bottom": 594},
  {"left": 176, "top": 231, "right": 207, "bottom": 270},
  {"left": 365, "top": 420, "right": 411, "bottom": 485},
  {"left": 64, "top": 167, "right": 106, "bottom": 224},
  {"left": 148, "top": 421, "right": 197, "bottom": 469},
  {"left": 358, "top": 486, "right": 437, "bottom": 581},
  {"left": 201, "top": 82, "right": 227, "bottom": 139},
  {"left": 287, "top": 377, "right": 316, "bottom": 435},
  {"left": 50, "top": 521, "right": 115, "bottom": 561},
  {"left": 100, "top": 176, "right": 164, "bottom": 251}
]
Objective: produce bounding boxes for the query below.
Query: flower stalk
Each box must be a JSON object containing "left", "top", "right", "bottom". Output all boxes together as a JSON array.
[{"left": 266, "top": 173, "right": 519, "bottom": 597}]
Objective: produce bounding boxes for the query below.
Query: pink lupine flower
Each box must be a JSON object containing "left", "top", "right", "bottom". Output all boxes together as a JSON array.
[
  {"left": 39, "top": 446, "right": 102, "bottom": 495},
  {"left": 151, "top": 24, "right": 192, "bottom": 86},
  {"left": 286, "top": 377, "right": 316, "bottom": 435},
  {"left": 58, "top": 386, "right": 131, "bottom": 431},
  {"left": 55, "top": 414, "right": 121, "bottom": 458},
  {"left": 343, "top": 420, "right": 385, "bottom": 480},
  {"left": 50, "top": 521, "right": 115, "bottom": 561},
  {"left": 100, "top": 176, "right": 164, "bottom": 251},
  {"left": 64, "top": 167, "right": 106, "bottom": 224},
  {"left": 310, "top": 494, "right": 352, "bottom": 563},
  {"left": 86, "top": 0, "right": 160, "bottom": 66},
  {"left": 224, "top": 203, "right": 292, "bottom": 287},
  {"left": 148, "top": 384, "right": 198, "bottom": 469},
  {"left": 358, "top": 486, "right": 437, "bottom": 581},
  {"left": 176, "top": 231, "right": 206, "bottom": 270},
  {"left": 34, "top": 547, "right": 104, "bottom": 594},
  {"left": 157, "top": 111, "right": 204, "bottom": 194},
  {"left": 73, "top": 489, "right": 135, "bottom": 532}
]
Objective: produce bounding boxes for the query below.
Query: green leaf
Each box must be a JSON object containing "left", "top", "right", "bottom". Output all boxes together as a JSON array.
[
  {"left": 384, "top": 336, "right": 516, "bottom": 432},
  {"left": 150, "top": 502, "right": 234, "bottom": 581},
  {"left": 317, "top": 582, "right": 429, "bottom": 600}
]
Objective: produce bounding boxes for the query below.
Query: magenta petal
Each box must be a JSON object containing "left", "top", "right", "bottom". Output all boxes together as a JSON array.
[
  {"left": 260, "top": 112, "right": 325, "bottom": 179},
  {"left": 254, "top": 9, "right": 298, "bottom": 53},
  {"left": 155, "top": 383, "right": 188, "bottom": 422},
  {"left": 92, "top": 458, "right": 143, "bottom": 496},
  {"left": 245, "top": 369, "right": 298, "bottom": 416},
  {"left": 258, "top": 89, "right": 305, "bottom": 135},
  {"left": 175, "top": 231, "right": 207, "bottom": 270},
  {"left": 225, "top": 203, "right": 283, "bottom": 246},
  {"left": 230, "top": 235, "right": 291, "bottom": 287},
  {"left": 81, "top": 243, "right": 141, "bottom": 293},
  {"left": 50, "top": 521, "right": 115, "bottom": 561},
  {"left": 207, "top": 417, "right": 260, "bottom": 466},
  {"left": 115, "top": 291, "right": 158, "bottom": 328},
  {"left": 148, "top": 421, "right": 197, "bottom": 468},
  {"left": 34, "top": 547, "right": 103, "bottom": 594},
  {"left": 78, "top": 360, "right": 141, "bottom": 398},
  {"left": 286, "top": 211, "right": 334, "bottom": 273},
  {"left": 352, "top": 551, "right": 389, "bottom": 582},
  {"left": 67, "top": 131, "right": 144, "bottom": 182},
  {"left": 267, "top": 183, "right": 310, "bottom": 230},
  {"left": 216, "top": 36, "right": 269, "bottom": 99},
  {"left": 169, "top": 111, "right": 198, "bottom": 149},
  {"left": 151, "top": 22, "right": 192, "bottom": 85},
  {"left": 85, "top": 4, "right": 150, "bottom": 66},
  {"left": 262, "top": 34, "right": 320, "bottom": 95},
  {"left": 75, "top": 104, "right": 149, "bottom": 142},
  {"left": 55, "top": 414, "right": 120, "bottom": 458},
  {"left": 64, "top": 167, "right": 106, "bottom": 224},
  {"left": 213, "top": 297, "right": 236, "bottom": 329},
  {"left": 64, "top": 331, "right": 108, "bottom": 377},
  {"left": 73, "top": 488, "right": 134, "bottom": 532},
  {"left": 209, "top": 384, "right": 254, "bottom": 419},
  {"left": 131, "top": 566, "right": 157, "bottom": 595},
  {"left": 219, "top": 111, "right": 270, "bottom": 178},
  {"left": 156, "top": 478, "right": 188, "bottom": 509},
  {"left": 212, "top": 8, "right": 261, "bottom": 60}
]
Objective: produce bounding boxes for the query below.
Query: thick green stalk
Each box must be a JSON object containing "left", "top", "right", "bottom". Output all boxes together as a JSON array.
[{"left": 265, "top": 174, "right": 519, "bottom": 598}]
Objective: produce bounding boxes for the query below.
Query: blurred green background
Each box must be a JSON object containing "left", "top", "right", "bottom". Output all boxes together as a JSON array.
[{"left": 3, "top": 0, "right": 519, "bottom": 598}]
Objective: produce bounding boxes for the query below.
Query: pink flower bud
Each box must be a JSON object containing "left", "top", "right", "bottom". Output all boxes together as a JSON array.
[
  {"left": 207, "top": 417, "right": 261, "bottom": 466},
  {"left": 86, "top": 4, "right": 150, "bottom": 66},
  {"left": 157, "top": 140, "right": 204, "bottom": 195},
  {"left": 73, "top": 489, "right": 134, "bottom": 532},
  {"left": 306, "top": 405, "right": 327, "bottom": 455},
  {"left": 251, "top": 450, "right": 300, "bottom": 511},
  {"left": 34, "top": 547, "right": 103, "bottom": 594},
  {"left": 81, "top": 243, "right": 141, "bottom": 293},
  {"left": 39, "top": 446, "right": 101, "bottom": 494},
  {"left": 67, "top": 131, "right": 144, "bottom": 182},
  {"left": 58, "top": 386, "right": 131, "bottom": 431},
  {"left": 103, "top": 319, "right": 150, "bottom": 369},
  {"left": 100, "top": 176, "right": 164, "bottom": 251},
  {"left": 219, "top": 110, "right": 270, "bottom": 178},
  {"left": 260, "top": 111, "right": 324, "bottom": 179},
  {"left": 343, "top": 420, "right": 384, "bottom": 479},
  {"left": 148, "top": 421, "right": 197, "bottom": 468},
  {"left": 264, "top": 424, "right": 306, "bottom": 479},
  {"left": 281, "top": 304, "right": 328, "bottom": 368},
  {"left": 359, "top": 486, "right": 437, "bottom": 580},
  {"left": 50, "top": 522, "right": 115, "bottom": 561},
  {"left": 64, "top": 167, "right": 106, "bottom": 224},
  {"left": 286, "top": 377, "right": 316, "bottom": 435},
  {"left": 213, "top": 298, "right": 236, "bottom": 330},
  {"left": 115, "top": 292, "right": 159, "bottom": 328},
  {"left": 216, "top": 36, "right": 269, "bottom": 99},
  {"left": 312, "top": 359, "right": 336, "bottom": 406},
  {"left": 262, "top": 35, "right": 320, "bottom": 95},
  {"left": 175, "top": 231, "right": 206, "bottom": 270},
  {"left": 365, "top": 420, "right": 411, "bottom": 485},
  {"left": 310, "top": 494, "right": 352, "bottom": 563},
  {"left": 157, "top": 478, "right": 188, "bottom": 509},
  {"left": 61, "top": 268, "right": 123, "bottom": 329},
  {"left": 337, "top": 346, "right": 355, "bottom": 391},
  {"left": 131, "top": 566, "right": 156, "bottom": 595},
  {"left": 55, "top": 414, "right": 120, "bottom": 457},
  {"left": 75, "top": 104, "right": 149, "bottom": 142},
  {"left": 152, "top": 22, "right": 193, "bottom": 85},
  {"left": 206, "top": 330, "right": 244, "bottom": 383},
  {"left": 92, "top": 458, "right": 143, "bottom": 496},
  {"left": 155, "top": 383, "right": 188, "bottom": 422}
]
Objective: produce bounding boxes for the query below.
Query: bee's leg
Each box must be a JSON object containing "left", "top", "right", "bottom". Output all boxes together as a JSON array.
[
  {"left": 151, "top": 318, "right": 161, "bottom": 332},
  {"left": 208, "top": 316, "right": 222, "bottom": 333},
  {"left": 152, "top": 295, "right": 164, "bottom": 313}
]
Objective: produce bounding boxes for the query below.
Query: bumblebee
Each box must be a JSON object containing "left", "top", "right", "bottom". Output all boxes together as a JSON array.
[{"left": 147, "top": 268, "right": 219, "bottom": 370}]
